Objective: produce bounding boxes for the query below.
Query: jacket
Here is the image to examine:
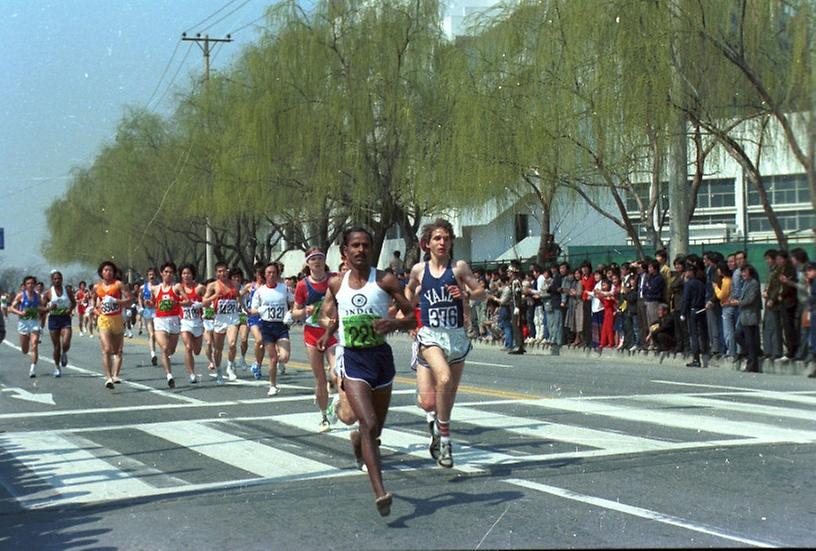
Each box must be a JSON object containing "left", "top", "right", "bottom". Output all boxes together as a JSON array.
[
  {"left": 682, "top": 277, "right": 706, "bottom": 315},
  {"left": 643, "top": 273, "right": 665, "bottom": 302},
  {"left": 738, "top": 278, "right": 761, "bottom": 326}
]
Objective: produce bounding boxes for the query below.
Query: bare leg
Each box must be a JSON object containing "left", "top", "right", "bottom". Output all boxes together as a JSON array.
[
  {"left": 213, "top": 331, "right": 226, "bottom": 368},
  {"left": 264, "top": 342, "right": 278, "bottom": 387},
  {"left": 344, "top": 380, "right": 392, "bottom": 502},
  {"left": 99, "top": 332, "right": 114, "bottom": 380},
  {"left": 307, "top": 346, "right": 330, "bottom": 412},
  {"left": 421, "top": 346, "right": 464, "bottom": 426},
  {"left": 226, "top": 325, "right": 239, "bottom": 363},
  {"left": 50, "top": 330, "right": 62, "bottom": 364},
  {"left": 111, "top": 333, "right": 124, "bottom": 378},
  {"left": 251, "top": 325, "right": 264, "bottom": 365}
]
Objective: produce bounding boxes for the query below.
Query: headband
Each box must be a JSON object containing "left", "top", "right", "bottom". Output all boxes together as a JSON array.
[{"left": 305, "top": 251, "right": 325, "bottom": 262}]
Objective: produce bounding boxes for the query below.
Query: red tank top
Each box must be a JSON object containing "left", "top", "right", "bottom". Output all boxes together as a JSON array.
[
  {"left": 213, "top": 280, "right": 239, "bottom": 315},
  {"left": 155, "top": 284, "right": 182, "bottom": 317}
]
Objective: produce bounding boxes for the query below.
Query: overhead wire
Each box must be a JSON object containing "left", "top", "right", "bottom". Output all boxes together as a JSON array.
[
  {"left": 149, "top": 42, "right": 195, "bottom": 111},
  {"left": 144, "top": 39, "right": 182, "bottom": 108},
  {"left": 184, "top": 0, "right": 241, "bottom": 34},
  {"left": 228, "top": 12, "right": 268, "bottom": 35},
  {"left": 200, "top": 0, "right": 254, "bottom": 33}
]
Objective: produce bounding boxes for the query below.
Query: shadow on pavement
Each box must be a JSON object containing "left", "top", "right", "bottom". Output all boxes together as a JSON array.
[{"left": 387, "top": 489, "right": 524, "bottom": 528}]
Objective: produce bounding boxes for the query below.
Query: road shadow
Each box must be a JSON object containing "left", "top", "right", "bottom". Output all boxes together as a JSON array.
[{"left": 387, "top": 489, "right": 524, "bottom": 528}]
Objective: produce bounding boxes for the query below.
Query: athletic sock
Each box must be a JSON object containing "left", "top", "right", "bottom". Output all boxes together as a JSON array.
[
  {"left": 436, "top": 419, "right": 450, "bottom": 443},
  {"left": 426, "top": 411, "right": 437, "bottom": 424}
]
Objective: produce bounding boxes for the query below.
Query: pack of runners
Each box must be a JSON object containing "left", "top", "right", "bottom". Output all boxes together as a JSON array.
[{"left": 2, "top": 219, "right": 484, "bottom": 517}]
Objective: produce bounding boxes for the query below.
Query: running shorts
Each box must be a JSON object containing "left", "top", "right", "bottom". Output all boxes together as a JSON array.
[
  {"left": 98, "top": 314, "right": 124, "bottom": 335},
  {"left": 338, "top": 343, "right": 395, "bottom": 390},
  {"left": 47, "top": 314, "right": 72, "bottom": 332},
  {"left": 181, "top": 319, "right": 204, "bottom": 338},
  {"left": 154, "top": 316, "right": 180, "bottom": 334},
  {"left": 213, "top": 313, "right": 240, "bottom": 334},
  {"left": 142, "top": 307, "right": 156, "bottom": 321},
  {"left": 260, "top": 321, "right": 289, "bottom": 344},
  {"left": 203, "top": 319, "right": 215, "bottom": 332},
  {"left": 415, "top": 326, "right": 472, "bottom": 368},
  {"left": 77, "top": 306, "right": 86, "bottom": 317},
  {"left": 17, "top": 319, "right": 42, "bottom": 335},
  {"left": 247, "top": 314, "right": 261, "bottom": 328},
  {"left": 303, "top": 325, "right": 337, "bottom": 349}
]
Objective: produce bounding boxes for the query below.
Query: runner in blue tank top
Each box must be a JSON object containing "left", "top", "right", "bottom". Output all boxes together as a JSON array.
[
  {"left": 317, "top": 227, "right": 416, "bottom": 517},
  {"left": 240, "top": 263, "right": 266, "bottom": 379},
  {"left": 10, "top": 275, "right": 47, "bottom": 378},
  {"left": 138, "top": 267, "right": 159, "bottom": 366},
  {"left": 405, "top": 218, "right": 486, "bottom": 469}
]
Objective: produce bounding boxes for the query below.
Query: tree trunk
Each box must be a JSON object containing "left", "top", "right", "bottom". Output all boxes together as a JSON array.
[
  {"left": 668, "top": 112, "right": 689, "bottom": 260},
  {"left": 535, "top": 201, "right": 553, "bottom": 267}
]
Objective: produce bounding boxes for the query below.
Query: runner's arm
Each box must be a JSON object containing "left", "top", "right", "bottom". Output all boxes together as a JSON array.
[
  {"left": 403, "top": 263, "right": 423, "bottom": 307},
  {"left": 175, "top": 283, "right": 192, "bottom": 306},
  {"left": 9, "top": 293, "right": 23, "bottom": 316},
  {"left": 455, "top": 260, "right": 487, "bottom": 301},
  {"left": 317, "top": 278, "right": 340, "bottom": 339}
]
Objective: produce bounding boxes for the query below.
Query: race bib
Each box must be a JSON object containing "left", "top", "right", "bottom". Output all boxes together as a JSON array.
[
  {"left": 264, "top": 305, "right": 287, "bottom": 322},
  {"left": 22, "top": 307, "right": 39, "bottom": 320},
  {"left": 203, "top": 306, "right": 215, "bottom": 319},
  {"left": 183, "top": 302, "right": 202, "bottom": 320},
  {"left": 51, "top": 306, "right": 70, "bottom": 316},
  {"left": 427, "top": 306, "right": 460, "bottom": 328},
  {"left": 342, "top": 314, "right": 385, "bottom": 348},
  {"left": 100, "top": 296, "right": 119, "bottom": 315},
  {"left": 217, "top": 299, "right": 238, "bottom": 315},
  {"left": 308, "top": 299, "right": 323, "bottom": 325}
]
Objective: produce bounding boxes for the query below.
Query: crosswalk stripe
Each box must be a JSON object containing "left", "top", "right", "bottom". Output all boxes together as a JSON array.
[
  {"left": 396, "top": 405, "right": 673, "bottom": 453},
  {"left": 524, "top": 398, "right": 816, "bottom": 443},
  {"left": 136, "top": 420, "right": 351, "bottom": 480},
  {"left": 628, "top": 394, "right": 816, "bottom": 421},
  {"left": 273, "top": 411, "right": 519, "bottom": 474},
  {"left": 0, "top": 432, "right": 158, "bottom": 508}
]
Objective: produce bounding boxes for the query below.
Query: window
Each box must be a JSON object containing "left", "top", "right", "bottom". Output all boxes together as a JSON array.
[
  {"left": 624, "top": 182, "right": 670, "bottom": 213},
  {"left": 696, "top": 178, "right": 735, "bottom": 209},
  {"left": 747, "top": 209, "right": 816, "bottom": 233},
  {"left": 514, "top": 213, "right": 529, "bottom": 244},
  {"left": 746, "top": 173, "right": 810, "bottom": 206},
  {"left": 690, "top": 213, "right": 736, "bottom": 225}
]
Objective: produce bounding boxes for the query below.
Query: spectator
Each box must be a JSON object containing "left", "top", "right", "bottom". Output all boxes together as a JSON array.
[
  {"left": 646, "top": 303, "right": 676, "bottom": 352},
  {"left": 497, "top": 273, "right": 514, "bottom": 351},
  {"left": 598, "top": 279, "right": 617, "bottom": 348},
  {"left": 775, "top": 250, "right": 799, "bottom": 361},
  {"left": 643, "top": 260, "right": 665, "bottom": 340},
  {"left": 590, "top": 270, "right": 604, "bottom": 349},
  {"left": 781, "top": 248, "right": 811, "bottom": 362},
  {"left": 656, "top": 249, "right": 672, "bottom": 305},
  {"left": 509, "top": 265, "right": 526, "bottom": 354},
  {"left": 670, "top": 255, "right": 688, "bottom": 355},
  {"left": 389, "top": 251, "right": 405, "bottom": 276},
  {"left": 805, "top": 262, "right": 816, "bottom": 377},
  {"left": 682, "top": 262, "right": 708, "bottom": 367},
  {"left": 547, "top": 263, "right": 566, "bottom": 354},
  {"left": 703, "top": 251, "right": 723, "bottom": 358},
  {"left": 567, "top": 268, "right": 583, "bottom": 346},
  {"left": 531, "top": 265, "right": 546, "bottom": 343},
  {"left": 580, "top": 262, "right": 594, "bottom": 348},
  {"left": 733, "top": 264, "right": 762, "bottom": 373},
  {"left": 635, "top": 261, "right": 649, "bottom": 349},
  {"left": 714, "top": 260, "right": 735, "bottom": 359},
  {"left": 763, "top": 249, "right": 783, "bottom": 359}
]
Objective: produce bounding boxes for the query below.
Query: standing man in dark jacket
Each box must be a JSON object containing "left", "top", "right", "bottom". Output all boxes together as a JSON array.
[
  {"left": 703, "top": 252, "right": 722, "bottom": 357},
  {"left": 732, "top": 265, "right": 762, "bottom": 373},
  {"left": 547, "top": 264, "right": 565, "bottom": 355},
  {"left": 682, "top": 263, "right": 708, "bottom": 367},
  {"left": 643, "top": 260, "right": 665, "bottom": 338}
]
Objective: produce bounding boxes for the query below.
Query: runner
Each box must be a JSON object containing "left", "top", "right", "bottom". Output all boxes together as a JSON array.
[
  {"left": 202, "top": 263, "right": 241, "bottom": 384},
  {"left": 42, "top": 271, "right": 76, "bottom": 377},
  {"left": 152, "top": 262, "right": 190, "bottom": 388},
  {"left": 138, "top": 267, "right": 159, "bottom": 366},
  {"left": 74, "top": 281, "right": 89, "bottom": 336},
  {"left": 93, "top": 261, "right": 132, "bottom": 388},
  {"left": 293, "top": 248, "right": 341, "bottom": 432},
  {"left": 240, "top": 263, "right": 266, "bottom": 380},
  {"left": 317, "top": 227, "right": 416, "bottom": 517},
  {"left": 0, "top": 290, "right": 10, "bottom": 319},
  {"left": 249, "top": 262, "right": 294, "bottom": 396},
  {"left": 233, "top": 267, "right": 251, "bottom": 372},
  {"left": 201, "top": 278, "right": 217, "bottom": 376},
  {"left": 9, "top": 275, "right": 47, "bottom": 377},
  {"left": 178, "top": 264, "right": 206, "bottom": 384},
  {"left": 405, "top": 218, "right": 485, "bottom": 468}
]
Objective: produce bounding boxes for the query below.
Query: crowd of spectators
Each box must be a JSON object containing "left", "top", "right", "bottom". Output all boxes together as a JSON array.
[{"left": 465, "top": 248, "right": 816, "bottom": 376}]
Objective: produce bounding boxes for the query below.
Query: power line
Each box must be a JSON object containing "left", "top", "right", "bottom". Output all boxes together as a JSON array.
[
  {"left": 144, "top": 39, "right": 182, "bottom": 108},
  {"left": 149, "top": 42, "right": 194, "bottom": 111},
  {"left": 201, "top": 0, "right": 254, "bottom": 33},
  {"left": 228, "top": 12, "right": 268, "bottom": 35},
  {"left": 184, "top": 0, "right": 241, "bottom": 34}
]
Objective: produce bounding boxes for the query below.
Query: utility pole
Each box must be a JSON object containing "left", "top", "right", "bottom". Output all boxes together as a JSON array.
[{"left": 182, "top": 32, "right": 232, "bottom": 278}]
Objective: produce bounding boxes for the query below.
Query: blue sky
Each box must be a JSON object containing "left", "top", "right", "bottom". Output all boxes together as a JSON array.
[{"left": 0, "top": 0, "right": 272, "bottom": 274}]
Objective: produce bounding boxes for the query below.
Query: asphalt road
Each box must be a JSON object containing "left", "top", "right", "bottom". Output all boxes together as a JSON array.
[{"left": 1, "top": 323, "right": 814, "bottom": 549}]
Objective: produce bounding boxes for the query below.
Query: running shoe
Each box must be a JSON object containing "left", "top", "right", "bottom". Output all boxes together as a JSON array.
[
  {"left": 215, "top": 368, "right": 224, "bottom": 385},
  {"left": 251, "top": 362, "right": 261, "bottom": 380},
  {"left": 167, "top": 373, "right": 175, "bottom": 388},
  {"left": 429, "top": 432, "right": 441, "bottom": 460},
  {"left": 326, "top": 395, "right": 338, "bottom": 424},
  {"left": 189, "top": 373, "right": 198, "bottom": 384},
  {"left": 277, "top": 362, "right": 286, "bottom": 376},
  {"left": 29, "top": 365, "right": 36, "bottom": 378},
  {"left": 437, "top": 441, "right": 453, "bottom": 468},
  {"left": 267, "top": 385, "right": 279, "bottom": 397},
  {"left": 60, "top": 353, "right": 68, "bottom": 368},
  {"left": 52, "top": 367, "right": 61, "bottom": 378},
  {"left": 112, "top": 376, "right": 122, "bottom": 384},
  {"left": 105, "top": 378, "right": 114, "bottom": 389},
  {"left": 226, "top": 364, "right": 238, "bottom": 381},
  {"left": 151, "top": 355, "right": 158, "bottom": 367},
  {"left": 318, "top": 417, "right": 331, "bottom": 433}
]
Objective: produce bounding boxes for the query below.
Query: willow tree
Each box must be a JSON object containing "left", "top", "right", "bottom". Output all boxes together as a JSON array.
[
  {"left": 256, "top": 0, "right": 449, "bottom": 261},
  {"left": 436, "top": 1, "right": 588, "bottom": 265}
]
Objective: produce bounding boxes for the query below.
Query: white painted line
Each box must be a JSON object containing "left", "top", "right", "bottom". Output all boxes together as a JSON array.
[
  {"left": 2, "top": 340, "right": 203, "bottom": 404},
  {"left": 504, "top": 479, "right": 779, "bottom": 548},
  {"left": 0, "top": 432, "right": 158, "bottom": 509},
  {"left": 274, "top": 411, "right": 518, "bottom": 474},
  {"left": 525, "top": 398, "right": 816, "bottom": 443},
  {"left": 629, "top": 394, "right": 816, "bottom": 422},
  {"left": 467, "top": 360, "right": 513, "bottom": 368},
  {"left": 394, "top": 404, "right": 672, "bottom": 453},
  {"left": 136, "top": 420, "right": 350, "bottom": 479},
  {"left": 226, "top": 379, "right": 313, "bottom": 390}
]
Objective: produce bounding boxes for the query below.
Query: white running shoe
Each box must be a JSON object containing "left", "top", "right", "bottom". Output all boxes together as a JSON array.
[
  {"left": 60, "top": 353, "right": 68, "bottom": 368},
  {"left": 226, "top": 364, "right": 238, "bottom": 381},
  {"left": 267, "top": 385, "right": 279, "bottom": 397},
  {"left": 326, "top": 395, "right": 338, "bottom": 424},
  {"left": 167, "top": 373, "right": 175, "bottom": 389},
  {"left": 52, "top": 367, "right": 62, "bottom": 378},
  {"left": 189, "top": 373, "right": 198, "bottom": 383},
  {"left": 29, "top": 365, "right": 36, "bottom": 378},
  {"left": 318, "top": 418, "right": 331, "bottom": 433}
]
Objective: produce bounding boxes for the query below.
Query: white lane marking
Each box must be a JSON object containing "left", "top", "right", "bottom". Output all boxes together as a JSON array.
[
  {"left": 0, "top": 386, "right": 55, "bottom": 405},
  {"left": 467, "top": 360, "right": 513, "bottom": 368},
  {"left": 136, "top": 420, "right": 350, "bottom": 480},
  {"left": 2, "top": 340, "right": 202, "bottom": 404},
  {"left": 504, "top": 479, "right": 779, "bottom": 548},
  {"left": 393, "top": 404, "right": 672, "bottom": 452},
  {"left": 0, "top": 432, "right": 157, "bottom": 509},
  {"left": 525, "top": 398, "right": 816, "bottom": 443},
  {"left": 226, "top": 379, "right": 312, "bottom": 390},
  {"left": 0, "top": 388, "right": 418, "bottom": 421},
  {"left": 629, "top": 394, "right": 816, "bottom": 422},
  {"left": 652, "top": 381, "right": 816, "bottom": 406},
  {"left": 274, "top": 411, "right": 518, "bottom": 474}
]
